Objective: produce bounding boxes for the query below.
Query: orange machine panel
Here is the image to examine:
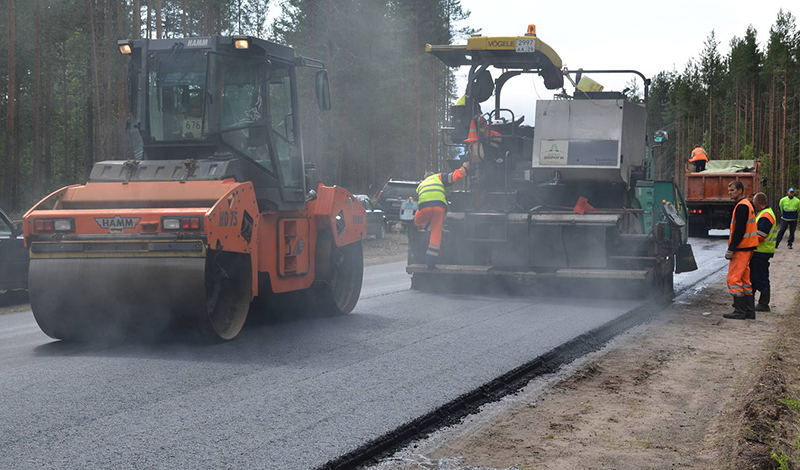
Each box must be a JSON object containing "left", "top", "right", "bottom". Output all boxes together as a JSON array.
[
  {"left": 26, "top": 180, "right": 243, "bottom": 211},
  {"left": 309, "top": 185, "right": 366, "bottom": 247},
  {"left": 206, "top": 182, "right": 260, "bottom": 255},
  {"left": 256, "top": 212, "right": 317, "bottom": 294},
  {"left": 277, "top": 218, "right": 311, "bottom": 277}
]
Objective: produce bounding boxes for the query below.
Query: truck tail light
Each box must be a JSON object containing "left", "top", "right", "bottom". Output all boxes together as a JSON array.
[
  {"left": 162, "top": 216, "right": 202, "bottom": 231},
  {"left": 34, "top": 218, "right": 74, "bottom": 233}
]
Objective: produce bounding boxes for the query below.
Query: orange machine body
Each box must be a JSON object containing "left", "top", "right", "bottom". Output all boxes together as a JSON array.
[{"left": 23, "top": 179, "right": 366, "bottom": 297}]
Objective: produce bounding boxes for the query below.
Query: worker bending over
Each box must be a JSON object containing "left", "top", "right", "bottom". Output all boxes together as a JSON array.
[
  {"left": 415, "top": 161, "right": 471, "bottom": 270},
  {"left": 750, "top": 192, "right": 777, "bottom": 312},
  {"left": 689, "top": 145, "right": 708, "bottom": 172},
  {"left": 723, "top": 181, "right": 758, "bottom": 320}
]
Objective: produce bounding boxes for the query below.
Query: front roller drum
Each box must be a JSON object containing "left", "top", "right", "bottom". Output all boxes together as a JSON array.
[{"left": 29, "top": 251, "right": 252, "bottom": 341}]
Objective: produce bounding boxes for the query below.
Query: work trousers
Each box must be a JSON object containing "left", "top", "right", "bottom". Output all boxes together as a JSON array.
[
  {"left": 776, "top": 219, "right": 797, "bottom": 247},
  {"left": 750, "top": 252, "right": 772, "bottom": 296},
  {"left": 414, "top": 206, "right": 446, "bottom": 260},
  {"left": 694, "top": 161, "right": 706, "bottom": 172},
  {"left": 727, "top": 250, "right": 754, "bottom": 297}
]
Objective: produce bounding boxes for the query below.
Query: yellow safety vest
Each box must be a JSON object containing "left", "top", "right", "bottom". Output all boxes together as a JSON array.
[
  {"left": 416, "top": 174, "right": 447, "bottom": 206},
  {"left": 755, "top": 207, "right": 778, "bottom": 254}
]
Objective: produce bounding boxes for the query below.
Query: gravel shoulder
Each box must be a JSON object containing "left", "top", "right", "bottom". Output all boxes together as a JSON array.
[
  {"left": 369, "top": 248, "right": 800, "bottom": 470},
  {"left": 362, "top": 228, "right": 410, "bottom": 266}
]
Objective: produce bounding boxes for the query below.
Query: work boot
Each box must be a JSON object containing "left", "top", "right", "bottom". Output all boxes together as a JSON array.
[
  {"left": 756, "top": 292, "right": 771, "bottom": 312},
  {"left": 790, "top": 244, "right": 794, "bottom": 249},
  {"left": 723, "top": 297, "right": 747, "bottom": 320},
  {"left": 745, "top": 295, "right": 756, "bottom": 319},
  {"left": 425, "top": 253, "right": 437, "bottom": 270}
]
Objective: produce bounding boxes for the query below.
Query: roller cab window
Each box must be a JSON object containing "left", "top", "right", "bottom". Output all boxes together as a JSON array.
[
  {"left": 213, "top": 54, "right": 277, "bottom": 176},
  {"left": 146, "top": 50, "right": 207, "bottom": 142}
]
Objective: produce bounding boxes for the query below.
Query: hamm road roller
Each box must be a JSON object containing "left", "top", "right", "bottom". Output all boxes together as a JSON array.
[
  {"left": 407, "top": 26, "right": 697, "bottom": 296},
  {"left": 23, "top": 36, "right": 365, "bottom": 341}
]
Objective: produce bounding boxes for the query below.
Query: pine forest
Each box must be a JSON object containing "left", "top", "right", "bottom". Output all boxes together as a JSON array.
[{"left": 0, "top": 1, "right": 798, "bottom": 212}]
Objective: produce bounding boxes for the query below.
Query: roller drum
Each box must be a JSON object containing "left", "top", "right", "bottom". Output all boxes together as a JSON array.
[{"left": 29, "top": 255, "right": 248, "bottom": 341}]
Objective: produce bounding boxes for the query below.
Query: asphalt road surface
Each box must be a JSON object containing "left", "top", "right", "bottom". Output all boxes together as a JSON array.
[{"left": 0, "top": 236, "right": 729, "bottom": 470}]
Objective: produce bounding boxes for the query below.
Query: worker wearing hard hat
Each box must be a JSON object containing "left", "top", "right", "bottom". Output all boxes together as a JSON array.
[
  {"left": 723, "top": 181, "right": 758, "bottom": 320},
  {"left": 415, "top": 161, "right": 471, "bottom": 270},
  {"left": 750, "top": 192, "right": 778, "bottom": 313},
  {"left": 689, "top": 145, "right": 708, "bottom": 172},
  {"left": 776, "top": 188, "right": 800, "bottom": 249}
]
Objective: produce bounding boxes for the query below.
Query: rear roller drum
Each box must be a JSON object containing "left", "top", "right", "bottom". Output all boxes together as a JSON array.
[{"left": 315, "top": 236, "right": 364, "bottom": 315}]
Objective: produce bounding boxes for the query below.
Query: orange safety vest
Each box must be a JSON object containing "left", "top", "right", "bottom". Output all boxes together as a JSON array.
[
  {"left": 689, "top": 147, "right": 708, "bottom": 162},
  {"left": 728, "top": 198, "right": 759, "bottom": 249}
]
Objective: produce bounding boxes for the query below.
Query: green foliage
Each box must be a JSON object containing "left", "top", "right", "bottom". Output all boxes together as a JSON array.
[
  {"left": 647, "top": 10, "right": 799, "bottom": 199},
  {"left": 771, "top": 449, "right": 791, "bottom": 470}
]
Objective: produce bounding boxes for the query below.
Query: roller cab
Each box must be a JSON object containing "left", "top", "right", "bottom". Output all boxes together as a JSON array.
[{"left": 23, "top": 36, "right": 365, "bottom": 341}]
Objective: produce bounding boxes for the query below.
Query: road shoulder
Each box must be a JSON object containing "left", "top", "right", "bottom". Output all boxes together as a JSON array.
[{"left": 371, "top": 249, "right": 800, "bottom": 469}]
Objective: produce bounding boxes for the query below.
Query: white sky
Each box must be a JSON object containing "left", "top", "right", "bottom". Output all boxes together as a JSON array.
[{"left": 453, "top": 0, "right": 794, "bottom": 120}]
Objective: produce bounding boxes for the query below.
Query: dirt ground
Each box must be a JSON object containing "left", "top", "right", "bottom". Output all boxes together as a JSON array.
[
  {"left": 362, "top": 226, "right": 411, "bottom": 266},
  {"left": 373, "top": 248, "right": 800, "bottom": 470}
]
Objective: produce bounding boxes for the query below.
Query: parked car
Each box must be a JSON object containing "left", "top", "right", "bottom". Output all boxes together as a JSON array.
[
  {"left": 0, "top": 208, "right": 28, "bottom": 291},
  {"left": 375, "top": 179, "right": 419, "bottom": 226},
  {"left": 354, "top": 195, "right": 387, "bottom": 239}
]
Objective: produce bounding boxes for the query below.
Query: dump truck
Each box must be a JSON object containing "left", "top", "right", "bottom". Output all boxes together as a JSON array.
[
  {"left": 23, "top": 35, "right": 366, "bottom": 341},
  {"left": 685, "top": 160, "right": 761, "bottom": 237},
  {"left": 406, "top": 27, "right": 697, "bottom": 296}
]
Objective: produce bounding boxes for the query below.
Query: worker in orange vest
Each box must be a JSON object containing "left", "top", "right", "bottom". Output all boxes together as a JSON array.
[
  {"left": 415, "top": 161, "right": 471, "bottom": 269},
  {"left": 689, "top": 145, "right": 708, "bottom": 172},
  {"left": 723, "top": 180, "right": 759, "bottom": 320}
]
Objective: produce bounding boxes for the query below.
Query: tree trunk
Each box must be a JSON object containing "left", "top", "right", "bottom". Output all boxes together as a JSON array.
[
  {"left": 63, "top": 43, "right": 70, "bottom": 185},
  {"left": 3, "top": 0, "right": 17, "bottom": 208},
  {"left": 155, "top": 0, "right": 162, "bottom": 38},
  {"left": 88, "top": 0, "right": 102, "bottom": 168},
  {"left": 133, "top": 0, "right": 141, "bottom": 39},
  {"left": 43, "top": 0, "right": 52, "bottom": 192},
  {"left": 146, "top": 0, "right": 152, "bottom": 39},
  {"left": 84, "top": 89, "right": 94, "bottom": 179},
  {"left": 782, "top": 71, "right": 788, "bottom": 188},
  {"left": 181, "top": 0, "right": 188, "bottom": 36},
  {"left": 33, "top": 0, "right": 42, "bottom": 198}
]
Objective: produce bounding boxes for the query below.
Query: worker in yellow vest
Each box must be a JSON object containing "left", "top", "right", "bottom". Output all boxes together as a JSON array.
[
  {"left": 776, "top": 188, "right": 800, "bottom": 249},
  {"left": 415, "top": 161, "right": 471, "bottom": 269},
  {"left": 689, "top": 145, "right": 708, "bottom": 172},
  {"left": 750, "top": 192, "right": 778, "bottom": 313},
  {"left": 723, "top": 181, "right": 759, "bottom": 320}
]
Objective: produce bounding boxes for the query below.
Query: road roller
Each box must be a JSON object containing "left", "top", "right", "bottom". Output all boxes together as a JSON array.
[{"left": 22, "top": 35, "right": 366, "bottom": 341}]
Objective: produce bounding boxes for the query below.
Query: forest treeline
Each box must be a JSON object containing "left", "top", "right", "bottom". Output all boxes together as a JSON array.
[
  {"left": 0, "top": 2, "right": 798, "bottom": 211},
  {"left": 648, "top": 10, "right": 800, "bottom": 201},
  {"left": 0, "top": 0, "right": 470, "bottom": 211}
]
